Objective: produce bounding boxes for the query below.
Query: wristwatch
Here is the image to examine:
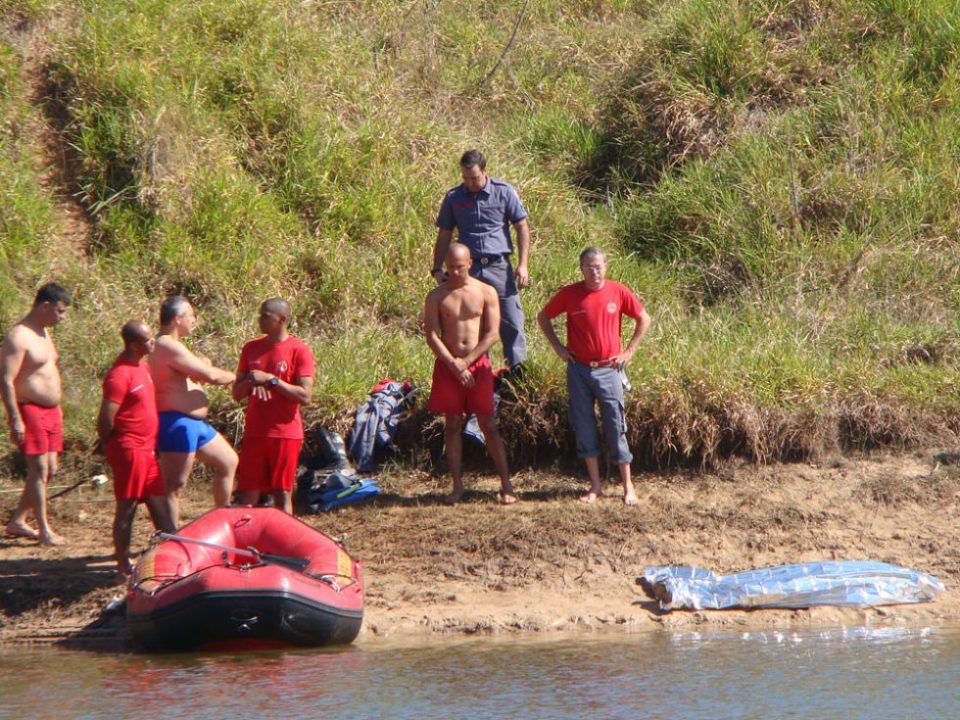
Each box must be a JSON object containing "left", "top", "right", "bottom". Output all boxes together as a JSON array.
[{"left": 268, "top": 376, "right": 279, "bottom": 387}]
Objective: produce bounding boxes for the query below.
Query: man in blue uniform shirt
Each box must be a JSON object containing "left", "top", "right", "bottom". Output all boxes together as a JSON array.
[{"left": 432, "top": 149, "right": 530, "bottom": 373}]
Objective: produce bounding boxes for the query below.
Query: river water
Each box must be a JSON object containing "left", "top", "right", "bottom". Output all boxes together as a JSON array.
[{"left": 3, "top": 625, "right": 959, "bottom": 719}]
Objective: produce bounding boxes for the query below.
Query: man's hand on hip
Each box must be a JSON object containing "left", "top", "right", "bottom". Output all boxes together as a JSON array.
[{"left": 613, "top": 348, "right": 636, "bottom": 369}]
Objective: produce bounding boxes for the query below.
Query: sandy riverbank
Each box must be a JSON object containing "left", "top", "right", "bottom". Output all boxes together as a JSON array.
[{"left": 2, "top": 449, "right": 960, "bottom": 648}]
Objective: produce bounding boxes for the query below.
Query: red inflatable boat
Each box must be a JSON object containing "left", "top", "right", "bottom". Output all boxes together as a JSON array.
[{"left": 127, "top": 507, "right": 363, "bottom": 651}]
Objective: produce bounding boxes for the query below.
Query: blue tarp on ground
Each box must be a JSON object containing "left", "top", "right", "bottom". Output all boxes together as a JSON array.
[
  {"left": 641, "top": 561, "right": 944, "bottom": 611},
  {"left": 296, "top": 468, "right": 381, "bottom": 513}
]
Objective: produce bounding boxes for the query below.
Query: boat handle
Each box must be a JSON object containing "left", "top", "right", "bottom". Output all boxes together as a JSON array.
[
  {"left": 307, "top": 572, "right": 359, "bottom": 593},
  {"left": 230, "top": 612, "right": 260, "bottom": 633}
]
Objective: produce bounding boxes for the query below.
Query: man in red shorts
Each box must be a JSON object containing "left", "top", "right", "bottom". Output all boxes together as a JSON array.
[
  {"left": 425, "top": 243, "right": 516, "bottom": 505},
  {"left": 1, "top": 282, "right": 70, "bottom": 545},
  {"left": 232, "top": 298, "right": 314, "bottom": 514},
  {"left": 97, "top": 321, "right": 175, "bottom": 575}
]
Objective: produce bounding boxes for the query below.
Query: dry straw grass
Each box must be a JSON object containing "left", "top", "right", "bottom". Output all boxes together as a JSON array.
[{"left": 4, "top": 0, "right": 960, "bottom": 480}]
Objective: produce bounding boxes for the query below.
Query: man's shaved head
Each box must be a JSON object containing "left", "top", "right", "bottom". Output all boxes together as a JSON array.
[
  {"left": 261, "top": 297, "right": 291, "bottom": 320},
  {"left": 445, "top": 243, "right": 471, "bottom": 263},
  {"left": 120, "top": 320, "right": 151, "bottom": 346}
]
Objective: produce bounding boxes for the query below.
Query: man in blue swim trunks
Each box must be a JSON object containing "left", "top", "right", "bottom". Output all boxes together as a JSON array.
[{"left": 149, "top": 296, "right": 238, "bottom": 527}]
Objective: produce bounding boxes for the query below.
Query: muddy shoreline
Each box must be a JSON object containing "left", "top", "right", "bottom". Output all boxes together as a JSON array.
[{"left": 3, "top": 451, "right": 960, "bottom": 650}]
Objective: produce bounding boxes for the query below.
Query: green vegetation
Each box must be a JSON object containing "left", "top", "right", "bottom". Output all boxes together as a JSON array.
[{"left": 2, "top": 0, "right": 960, "bottom": 473}]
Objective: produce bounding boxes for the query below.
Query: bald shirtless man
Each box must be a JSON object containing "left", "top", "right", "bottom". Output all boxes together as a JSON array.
[
  {"left": 425, "top": 243, "right": 516, "bottom": 505},
  {"left": 1, "top": 283, "right": 70, "bottom": 545},
  {"left": 149, "top": 296, "right": 238, "bottom": 527}
]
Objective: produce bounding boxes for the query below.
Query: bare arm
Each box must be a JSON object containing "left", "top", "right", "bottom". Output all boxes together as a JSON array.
[
  {"left": 0, "top": 333, "right": 26, "bottom": 444},
  {"left": 232, "top": 371, "right": 252, "bottom": 402},
  {"left": 284, "top": 376, "right": 313, "bottom": 404},
  {"left": 432, "top": 228, "right": 454, "bottom": 284},
  {"left": 614, "top": 308, "right": 652, "bottom": 368},
  {"left": 167, "top": 343, "right": 235, "bottom": 385},
  {"left": 513, "top": 218, "right": 530, "bottom": 290},
  {"left": 537, "top": 310, "right": 573, "bottom": 363},
  {"left": 96, "top": 398, "right": 120, "bottom": 444},
  {"left": 424, "top": 290, "right": 457, "bottom": 368}
]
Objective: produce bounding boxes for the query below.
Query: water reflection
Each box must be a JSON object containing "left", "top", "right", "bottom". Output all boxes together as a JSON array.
[{"left": 3, "top": 626, "right": 960, "bottom": 719}]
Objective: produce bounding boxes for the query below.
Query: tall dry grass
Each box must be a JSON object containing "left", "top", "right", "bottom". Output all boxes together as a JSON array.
[{"left": 2, "top": 0, "right": 960, "bottom": 478}]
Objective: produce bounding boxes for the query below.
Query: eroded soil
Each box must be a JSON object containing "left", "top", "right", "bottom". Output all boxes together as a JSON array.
[{"left": 3, "top": 449, "right": 960, "bottom": 649}]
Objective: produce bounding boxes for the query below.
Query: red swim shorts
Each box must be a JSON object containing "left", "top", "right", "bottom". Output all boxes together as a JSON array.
[
  {"left": 428, "top": 355, "right": 495, "bottom": 416},
  {"left": 105, "top": 444, "right": 165, "bottom": 502},
  {"left": 237, "top": 436, "right": 302, "bottom": 494},
  {"left": 16, "top": 403, "right": 63, "bottom": 456}
]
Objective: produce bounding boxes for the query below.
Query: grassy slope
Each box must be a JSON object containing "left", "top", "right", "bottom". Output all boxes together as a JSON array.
[{"left": 1, "top": 0, "right": 960, "bottom": 476}]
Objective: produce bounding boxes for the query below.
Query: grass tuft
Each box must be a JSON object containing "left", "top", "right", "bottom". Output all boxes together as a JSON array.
[{"left": 2, "top": 0, "right": 960, "bottom": 476}]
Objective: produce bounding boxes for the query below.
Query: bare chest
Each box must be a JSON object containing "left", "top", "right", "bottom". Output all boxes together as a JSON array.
[
  {"left": 439, "top": 290, "right": 484, "bottom": 322},
  {"left": 21, "top": 334, "right": 57, "bottom": 372}
]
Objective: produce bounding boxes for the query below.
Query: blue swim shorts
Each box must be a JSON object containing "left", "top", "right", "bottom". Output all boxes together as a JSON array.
[{"left": 157, "top": 412, "right": 219, "bottom": 453}]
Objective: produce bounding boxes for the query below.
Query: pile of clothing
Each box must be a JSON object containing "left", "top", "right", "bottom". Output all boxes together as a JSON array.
[
  {"left": 295, "top": 427, "right": 380, "bottom": 513},
  {"left": 346, "top": 379, "right": 417, "bottom": 472}
]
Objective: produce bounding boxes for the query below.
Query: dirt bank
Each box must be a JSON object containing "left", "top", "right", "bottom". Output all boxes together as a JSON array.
[{"left": 2, "top": 449, "right": 960, "bottom": 649}]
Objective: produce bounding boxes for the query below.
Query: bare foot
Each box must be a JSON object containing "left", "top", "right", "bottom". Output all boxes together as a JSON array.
[
  {"left": 4, "top": 521, "right": 39, "bottom": 540},
  {"left": 497, "top": 492, "right": 518, "bottom": 505},
  {"left": 116, "top": 557, "right": 135, "bottom": 577},
  {"left": 443, "top": 489, "right": 465, "bottom": 506},
  {"left": 623, "top": 492, "right": 640, "bottom": 506},
  {"left": 580, "top": 491, "right": 602, "bottom": 504},
  {"left": 39, "top": 530, "right": 68, "bottom": 546}
]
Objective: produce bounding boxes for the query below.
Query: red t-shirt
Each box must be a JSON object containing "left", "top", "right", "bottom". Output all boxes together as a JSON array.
[
  {"left": 542, "top": 280, "right": 644, "bottom": 361},
  {"left": 237, "top": 336, "right": 315, "bottom": 439},
  {"left": 102, "top": 354, "right": 158, "bottom": 450}
]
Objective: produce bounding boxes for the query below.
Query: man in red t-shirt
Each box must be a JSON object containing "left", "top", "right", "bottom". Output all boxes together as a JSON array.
[
  {"left": 232, "top": 298, "right": 314, "bottom": 514},
  {"left": 538, "top": 247, "right": 652, "bottom": 505},
  {"left": 97, "top": 321, "right": 174, "bottom": 575}
]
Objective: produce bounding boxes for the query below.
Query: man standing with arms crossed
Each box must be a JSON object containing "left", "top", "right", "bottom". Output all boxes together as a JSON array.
[
  {"left": 425, "top": 243, "right": 517, "bottom": 505},
  {"left": 538, "top": 248, "right": 651, "bottom": 505},
  {"left": 150, "top": 296, "right": 238, "bottom": 527},
  {"left": 1, "top": 283, "right": 70, "bottom": 545},
  {"left": 432, "top": 149, "right": 531, "bottom": 375},
  {"left": 97, "top": 321, "right": 174, "bottom": 575},
  {"left": 232, "top": 298, "right": 314, "bottom": 515}
]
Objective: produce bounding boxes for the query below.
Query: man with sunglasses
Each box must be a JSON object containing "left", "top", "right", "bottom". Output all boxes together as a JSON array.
[{"left": 537, "top": 248, "right": 651, "bottom": 505}]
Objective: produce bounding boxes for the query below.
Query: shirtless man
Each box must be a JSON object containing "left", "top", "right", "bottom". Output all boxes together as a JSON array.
[
  {"left": 424, "top": 243, "right": 516, "bottom": 505},
  {"left": 149, "top": 296, "right": 238, "bottom": 527},
  {"left": 1, "top": 283, "right": 70, "bottom": 545}
]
